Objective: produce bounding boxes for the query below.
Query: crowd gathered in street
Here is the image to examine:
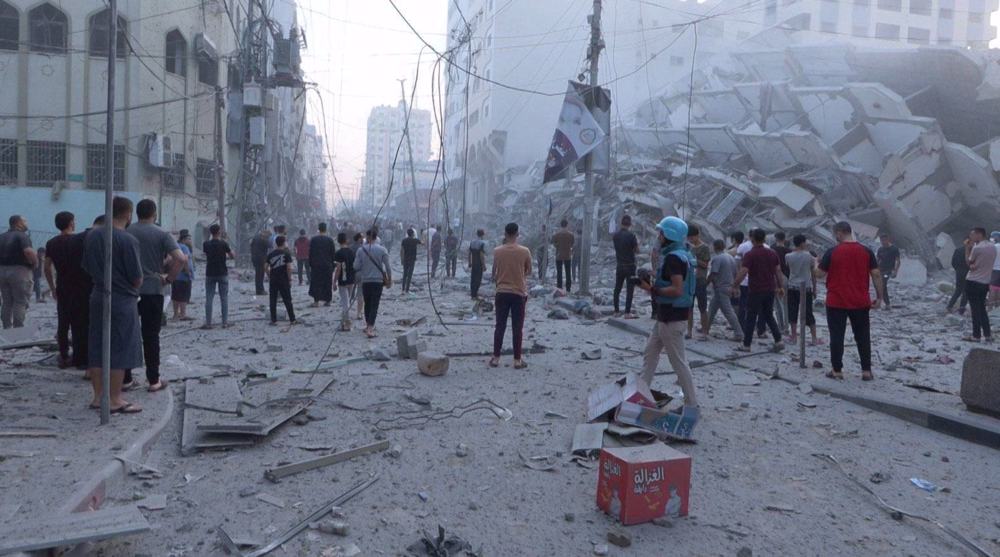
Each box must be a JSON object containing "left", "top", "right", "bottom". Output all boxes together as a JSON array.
[{"left": 2, "top": 200, "right": 996, "bottom": 440}]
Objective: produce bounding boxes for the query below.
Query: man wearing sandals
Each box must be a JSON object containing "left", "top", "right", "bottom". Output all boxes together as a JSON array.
[
  {"left": 816, "top": 221, "right": 883, "bottom": 381},
  {"left": 964, "top": 228, "right": 995, "bottom": 343},
  {"left": 490, "top": 223, "right": 531, "bottom": 369},
  {"left": 83, "top": 196, "right": 144, "bottom": 414}
]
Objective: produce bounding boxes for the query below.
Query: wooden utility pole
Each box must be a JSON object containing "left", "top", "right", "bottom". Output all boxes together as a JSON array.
[
  {"left": 99, "top": 0, "right": 118, "bottom": 425},
  {"left": 579, "top": 0, "right": 603, "bottom": 295},
  {"left": 214, "top": 86, "right": 226, "bottom": 234}
]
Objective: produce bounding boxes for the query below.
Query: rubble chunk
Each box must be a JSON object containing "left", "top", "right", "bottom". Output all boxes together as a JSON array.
[{"left": 417, "top": 352, "right": 449, "bottom": 377}]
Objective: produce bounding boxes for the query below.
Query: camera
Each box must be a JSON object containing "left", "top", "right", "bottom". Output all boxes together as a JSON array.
[{"left": 628, "top": 268, "right": 653, "bottom": 287}]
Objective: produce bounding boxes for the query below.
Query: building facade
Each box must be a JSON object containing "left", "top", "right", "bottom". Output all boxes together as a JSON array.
[
  {"left": 0, "top": 0, "right": 326, "bottom": 247},
  {"left": 763, "top": 0, "right": 998, "bottom": 48},
  {"left": 361, "top": 101, "right": 431, "bottom": 215}
]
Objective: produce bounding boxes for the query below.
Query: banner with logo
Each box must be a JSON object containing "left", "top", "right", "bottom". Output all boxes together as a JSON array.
[{"left": 543, "top": 81, "right": 608, "bottom": 183}]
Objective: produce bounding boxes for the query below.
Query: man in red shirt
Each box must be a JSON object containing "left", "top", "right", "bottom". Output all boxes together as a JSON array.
[
  {"left": 817, "top": 221, "right": 883, "bottom": 381},
  {"left": 732, "top": 228, "right": 785, "bottom": 353}
]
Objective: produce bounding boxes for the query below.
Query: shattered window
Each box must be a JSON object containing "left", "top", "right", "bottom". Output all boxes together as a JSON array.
[{"left": 164, "top": 154, "right": 186, "bottom": 192}]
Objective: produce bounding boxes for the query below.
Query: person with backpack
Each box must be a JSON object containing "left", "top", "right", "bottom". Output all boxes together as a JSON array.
[
  {"left": 637, "top": 217, "right": 700, "bottom": 435},
  {"left": 353, "top": 228, "right": 392, "bottom": 338}
]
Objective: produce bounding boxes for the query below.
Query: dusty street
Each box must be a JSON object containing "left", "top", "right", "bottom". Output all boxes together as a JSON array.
[{"left": 2, "top": 257, "right": 999, "bottom": 557}]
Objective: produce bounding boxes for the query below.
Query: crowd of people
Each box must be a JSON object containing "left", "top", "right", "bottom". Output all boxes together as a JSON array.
[{"left": 4, "top": 200, "right": 999, "bottom": 430}]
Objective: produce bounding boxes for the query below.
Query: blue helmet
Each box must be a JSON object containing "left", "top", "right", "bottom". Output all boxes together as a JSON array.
[{"left": 657, "top": 216, "right": 688, "bottom": 243}]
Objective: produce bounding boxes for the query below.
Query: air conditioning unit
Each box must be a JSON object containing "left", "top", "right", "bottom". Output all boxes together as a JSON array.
[{"left": 147, "top": 133, "right": 174, "bottom": 169}]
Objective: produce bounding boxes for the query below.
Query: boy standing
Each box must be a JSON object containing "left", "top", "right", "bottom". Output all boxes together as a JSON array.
[{"left": 333, "top": 232, "right": 356, "bottom": 332}]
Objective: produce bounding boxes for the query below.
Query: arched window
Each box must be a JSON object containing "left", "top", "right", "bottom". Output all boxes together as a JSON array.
[
  {"left": 0, "top": 1, "right": 18, "bottom": 52},
  {"left": 28, "top": 3, "right": 67, "bottom": 54},
  {"left": 88, "top": 8, "right": 127, "bottom": 58},
  {"left": 165, "top": 30, "right": 187, "bottom": 76}
]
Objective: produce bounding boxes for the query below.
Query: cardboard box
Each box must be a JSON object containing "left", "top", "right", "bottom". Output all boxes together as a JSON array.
[
  {"left": 614, "top": 401, "right": 700, "bottom": 441},
  {"left": 586, "top": 375, "right": 670, "bottom": 422},
  {"left": 596, "top": 444, "right": 692, "bottom": 525}
]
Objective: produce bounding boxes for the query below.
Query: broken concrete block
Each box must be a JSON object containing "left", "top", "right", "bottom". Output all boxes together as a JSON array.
[
  {"left": 365, "top": 349, "right": 391, "bottom": 362},
  {"left": 895, "top": 257, "right": 927, "bottom": 286},
  {"left": 417, "top": 352, "right": 449, "bottom": 377},
  {"left": 607, "top": 530, "right": 632, "bottom": 548},
  {"left": 315, "top": 520, "right": 349, "bottom": 537},
  {"left": 396, "top": 331, "right": 420, "bottom": 360},
  {"left": 547, "top": 308, "right": 570, "bottom": 320},
  {"left": 961, "top": 348, "right": 1000, "bottom": 417}
]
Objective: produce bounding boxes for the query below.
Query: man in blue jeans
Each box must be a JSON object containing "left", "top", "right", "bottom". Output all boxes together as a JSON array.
[{"left": 202, "top": 224, "right": 234, "bottom": 329}]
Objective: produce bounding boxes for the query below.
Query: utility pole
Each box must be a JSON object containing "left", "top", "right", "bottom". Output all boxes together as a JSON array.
[
  {"left": 579, "top": 0, "right": 602, "bottom": 296},
  {"left": 99, "top": 0, "right": 118, "bottom": 425},
  {"left": 214, "top": 86, "right": 226, "bottom": 234},
  {"left": 398, "top": 79, "right": 420, "bottom": 226}
]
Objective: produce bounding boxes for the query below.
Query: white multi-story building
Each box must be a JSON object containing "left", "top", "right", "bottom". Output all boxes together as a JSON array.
[
  {"left": 362, "top": 101, "right": 431, "bottom": 214},
  {"left": 763, "top": 0, "right": 998, "bottom": 48},
  {"left": 0, "top": 0, "right": 326, "bottom": 246}
]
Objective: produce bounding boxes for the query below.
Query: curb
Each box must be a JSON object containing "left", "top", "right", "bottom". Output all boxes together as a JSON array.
[
  {"left": 606, "top": 318, "right": 1000, "bottom": 451},
  {"left": 59, "top": 386, "right": 176, "bottom": 513}
]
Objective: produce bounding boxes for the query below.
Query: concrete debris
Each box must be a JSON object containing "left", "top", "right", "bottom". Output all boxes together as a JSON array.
[
  {"left": 486, "top": 45, "right": 1000, "bottom": 270},
  {"left": 406, "top": 526, "right": 474, "bottom": 557},
  {"left": 581, "top": 349, "right": 603, "bottom": 361},
  {"left": 547, "top": 308, "right": 570, "bottom": 320},
  {"left": 0, "top": 505, "right": 150, "bottom": 554},
  {"left": 455, "top": 444, "right": 469, "bottom": 458},
  {"left": 960, "top": 348, "right": 1000, "bottom": 417},
  {"left": 256, "top": 493, "right": 286, "bottom": 508},
  {"left": 417, "top": 352, "right": 450, "bottom": 377},
  {"left": 364, "top": 349, "right": 392, "bottom": 362},
  {"left": 313, "top": 520, "right": 349, "bottom": 537},
  {"left": 319, "top": 544, "right": 362, "bottom": 557},
  {"left": 592, "top": 544, "right": 609, "bottom": 556},
  {"left": 136, "top": 494, "right": 168, "bottom": 511},
  {"left": 264, "top": 440, "right": 390, "bottom": 482},
  {"left": 396, "top": 330, "right": 426, "bottom": 360},
  {"left": 607, "top": 530, "right": 632, "bottom": 548}
]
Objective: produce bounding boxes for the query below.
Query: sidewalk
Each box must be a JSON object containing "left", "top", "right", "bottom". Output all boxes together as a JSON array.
[{"left": 0, "top": 350, "right": 174, "bottom": 516}]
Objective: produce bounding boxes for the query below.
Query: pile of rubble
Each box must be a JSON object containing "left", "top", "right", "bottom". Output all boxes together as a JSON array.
[{"left": 492, "top": 42, "right": 1000, "bottom": 274}]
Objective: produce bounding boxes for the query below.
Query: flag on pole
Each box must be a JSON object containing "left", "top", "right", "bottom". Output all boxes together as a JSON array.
[{"left": 543, "top": 81, "right": 607, "bottom": 183}]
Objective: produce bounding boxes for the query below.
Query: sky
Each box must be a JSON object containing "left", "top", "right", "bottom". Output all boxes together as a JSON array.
[{"left": 294, "top": 0, "right": 449, "bottom": 210}]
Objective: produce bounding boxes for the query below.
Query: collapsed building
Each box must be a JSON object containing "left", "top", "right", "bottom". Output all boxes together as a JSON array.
[{"left": 492, "top": 41, "right": 1000, "bottom": 273}]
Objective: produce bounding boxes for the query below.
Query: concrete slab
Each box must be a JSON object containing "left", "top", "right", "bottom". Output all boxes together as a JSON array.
[{"left": 0, "top": 505, "right": 149, "bottom": 554}]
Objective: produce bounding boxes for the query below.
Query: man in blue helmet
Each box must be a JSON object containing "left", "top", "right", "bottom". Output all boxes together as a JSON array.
[{"left": 637, "top": 216, "right": 700, "bottom": 437}]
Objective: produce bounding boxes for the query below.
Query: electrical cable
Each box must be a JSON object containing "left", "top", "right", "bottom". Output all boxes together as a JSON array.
[{"left": 680, "top": 22, "right": 698, "bottom": 220}]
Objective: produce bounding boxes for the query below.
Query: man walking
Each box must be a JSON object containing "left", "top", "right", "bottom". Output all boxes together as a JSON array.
[
  {"left": 444, "top": 229, "right": 459, "bottom": 278},
  {"left": 817, "top": 221, "right": 883, "bottom": 380},
  {"left": 876, "top": 232, "right": 900, "bottom": 310},
  {"left": 637, "top": 216, "right": 700, "bottom": 438},
  {"left": 733, "top": 228, "right": 784, "bottom": 353},
  {"left": 686, "top": 224, "right": 710, "bottom": 339},
  {"left": 964, "top": 227, "right": 995, "bottom": 343},
  {"left": 333, "top": 232, "right": 356, "bottom": 332},
  {"left": 947, "top": 240, "right": 969, "bottom": 314},
  {"left": 83, "top": 196, "right": 144, "bottom": 414},
  {"left": 785, "top": 235, "right": 820, "bottom": 345},
  {"left": 705, "top": 239, "right": 742, "bottom": 341},
  {"left": 354, "top": 228, "right": 392, "bottom": 338},
  {"left": 551, "top": 219, "right": 575, "bottom": 293},
  {"left": 490, "top": 222, "right": 532, "bottom": 369},
  {"left": 612, "top": 214, "right": 639, "bottom": 318},
  {"left": 294, "top": 228, "right": 310, "bottom": 286},
  {"left": 469, "top": 229, "right": 487, "bottom": 299},
  {"left": 44, "top": 211, "right": 91, "bottom": 368},
  {"left": 400, "top": 228, "right": 420, "bottom": 293},
  {"left": 0, "top": 215, "right": 37, "bottom": 329},
  {"left": 127, "top": 199, "right": 186, "bottom": 392},
  {"left": 171, "top": 230, "right": 194, "bottom": 321},
  {"left": 266, "top": 235, "right": 296, "bottom": 325},
  {"left": 250, "top": 229, "right": 270, "bottom": 295},
  {"left": 308, "top": 222, "right": 336, "bottom": 306},
  {"left": 202, "top": 224, "right": 234, "bottom": 329}
]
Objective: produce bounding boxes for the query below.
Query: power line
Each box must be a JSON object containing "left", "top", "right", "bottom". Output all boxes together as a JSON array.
[{"left": 0, "top": 91, "right": 218, "bottom": 121}]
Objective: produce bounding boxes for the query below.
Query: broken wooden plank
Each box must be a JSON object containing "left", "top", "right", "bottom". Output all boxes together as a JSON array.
[
  {"left": 264, "top": 440, "right": 390, "bottom": 482},
  {"left": 0, "top": 430, "right": 57, "bottom": 438},
  {"left": 0, "top": 505, "right": 149, "bottom": 554},
  {"left": 183, "top": 376, "right": 243, "bottom": 414}
]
